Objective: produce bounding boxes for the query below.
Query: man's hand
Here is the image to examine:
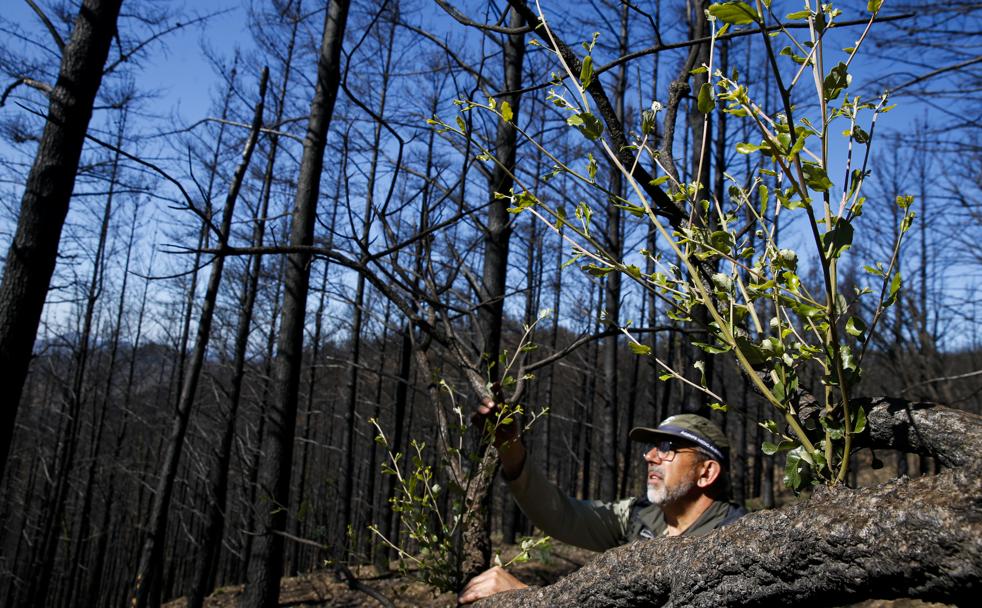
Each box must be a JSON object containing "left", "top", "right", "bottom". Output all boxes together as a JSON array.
[
  {"left": 472, "top": 394, "right": 526, "bottom": 479},
  {"left": 474, "top": 396, "right": 519, "bottom": 449},
  {"left": 458, "top": 566, "right": 527, "bottom": 604}
]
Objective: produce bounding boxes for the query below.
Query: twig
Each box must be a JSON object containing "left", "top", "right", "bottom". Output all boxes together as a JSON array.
[
  {"left": 1, "top": 77, "right": 53, "bottom": 107},
  {"left": 900, "top": 369, "right": 982, "bottom": 395},
  {"left": 25, "top": 0, "right": 64, "bottom": 51},
  {"left": 272, "top": 531, "right": 397, "bottom": 608}
]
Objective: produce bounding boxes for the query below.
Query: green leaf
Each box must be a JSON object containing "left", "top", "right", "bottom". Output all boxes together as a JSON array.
[
  {"left": 758, "top": 184, "right": 770, "bottom": 215},
  {"left": 823, "top": 62, "right": 851, "bottom": 101},
  {"left": 850, "top": 125, "right": 870, "bottom": 144},
  {"left": 697, "top": 82, "right": 715, "bottom": 113},
  {"left": 822, "top": 219, "right": 854, "bottom": 258},
  {"left": 901, "top": 210, "right": 916, "bottom": 233},
  {"left": 641, "top": 109, "right": 657, "bottom": 135},
  {"left": 785, "top": 9, "right": 812, "bottom": 19},
  {"left": 567, "top": 112, "right": 604, "bottom": 140},
  {"left": 885, "top": 272, "right": 902, "bottom": 306},
  {"left": 575, "top": 201, "right": 592, "bottom": 233},
  {"left": 780, "top": 45, "right": 811, "bottom": 65},
  {"left": 629, "top": 342, "right": 652, "bottom": 356},
  {"left": 709, "top": 230, "right": 735, "bottom": 255},
  {"left": 614, "top": 203, "right": 646, "bottom": 217},
  {"left": 561, "top": 252, "right": 584, "bottom": 269},
  {"left": 801, "top": 161, "right": 833, "bottom": 192},
  {"left": 500, "top": 101, "right": 513, "bottom": 123},
  {"left": 580, "top": 55, "right": 594, "bottom": 89},
  {"left": 864, "top": 263, "right": 885, "bottom": 277},
  {"left": 586, "top": 152, "right": 598, "bottom": 181},
  {"left": 762, "top": 440, "right": 796, "bottom": 455},
  {"left": 506, "top": 191, "right": 538, "bottom": 214},
  {"left": 583, "top": 263, "right": 613, "bottom": 277},
  {"left": 734, "top": 336, "right": 766, "bottom": 366},
  {"left": 867, "top": 0, "right": 883, "bottom": 13},
  {"left": 693, "top": 341, "right": 732, "bottom": 355},
  {"left": 853, "top": 405, "right": 867, "bottom": 434},
  {"left": 649, "top": 175, "right": 671, "bottom": 186},
  {"left": 845, "top": 316, "right": 867, "bottom": 337},
  {"left": 783, "top": 453, "right": 802, "bottom": 490},
  {"left": 790, "top": 126, "right": 813, "bottom": 154},
  {"left": 708, "top": 2, "right": 758, "bottom": 25},
  {"left": 736, "top": 142, "right": 761, "bottom": 154}
]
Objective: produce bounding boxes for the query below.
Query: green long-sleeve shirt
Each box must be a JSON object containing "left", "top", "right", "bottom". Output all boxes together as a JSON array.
[{"left": 507, "top": 460, "right": 745, "bottom": 552}]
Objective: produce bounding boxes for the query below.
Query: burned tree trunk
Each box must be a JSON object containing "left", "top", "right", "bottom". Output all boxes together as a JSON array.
[
  {"left": 478, "top": 400, "right": 982, "bottom": 607},
  {"left": 0, "top": 0, "right": 123, "bottom": 482},
  {"left": 240, "top": 0, "right": 350, "bottom": 605},
  {"left": 461, "top": 5, "right": 526, "bottom": 586},
  {"left": 129, "top": 68, "right": 268, "bottom": 608}
]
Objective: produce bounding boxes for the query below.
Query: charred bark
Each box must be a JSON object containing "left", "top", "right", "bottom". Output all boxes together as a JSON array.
[
  {"left": 464, "top": 5, "right": 526, "bottom": 585},
  {"left": 129, "top": 68, "right": 268, "bottom": 608},
  {"left": 240, "top": 0, "right": 350, "bottom": 605},
  {"left": 0, "top": 0, "right": 123, "bottom": 482},
  {"left": 478, "top": 400, "right": 982, "bottom": 607}
]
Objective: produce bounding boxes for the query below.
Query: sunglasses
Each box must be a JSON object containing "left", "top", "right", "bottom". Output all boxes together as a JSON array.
[{"left": 641, "top": 439, "right": 696, "bottom": 462}]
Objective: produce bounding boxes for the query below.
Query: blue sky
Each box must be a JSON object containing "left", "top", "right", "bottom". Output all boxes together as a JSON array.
[{"left": 2, "top": 0, "right": 978, "bottom": 352}]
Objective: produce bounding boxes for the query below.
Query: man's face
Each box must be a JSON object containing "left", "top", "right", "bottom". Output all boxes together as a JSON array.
[{"left": 644, "top": 442, "right": 704, "bottom": 507}]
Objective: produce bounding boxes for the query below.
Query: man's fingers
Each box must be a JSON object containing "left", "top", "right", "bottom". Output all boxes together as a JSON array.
[
  {"left": 457, "top": 566, "right": 505, "bottom": 604},
  {"left": 458, "top": 567, "right": 527, "bottom": 604},
  {"left": 458, "top": 569, "right": 494, "bottom": 604},
  {"left": 471, "top": 397, "right": 497, "bottom": 426}
]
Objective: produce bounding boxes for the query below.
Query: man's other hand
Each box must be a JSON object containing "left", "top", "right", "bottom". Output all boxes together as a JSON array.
[
  {"left": 458, "top": 566, "right": 527, "bottom": 604},
  {"left": 472, "top": 393, "right": 526, "bottom": 479},
  {"left": 473, "top": 396, "right": 519, "bottom": 449}
]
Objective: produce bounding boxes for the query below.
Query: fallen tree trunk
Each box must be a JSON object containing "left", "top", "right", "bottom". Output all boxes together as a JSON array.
[{"left": 479, "top": 399, "right": 982, "bottom": 607}]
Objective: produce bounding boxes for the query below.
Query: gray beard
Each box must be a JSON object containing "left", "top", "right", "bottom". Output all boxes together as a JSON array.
[{"left": 647, "top": 475, "right": 696, "bottom": 506}]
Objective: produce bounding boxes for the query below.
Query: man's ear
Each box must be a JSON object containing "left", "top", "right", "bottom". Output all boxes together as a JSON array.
[{"left": 695, "top": 459, "right": 722, "bottom": 489}]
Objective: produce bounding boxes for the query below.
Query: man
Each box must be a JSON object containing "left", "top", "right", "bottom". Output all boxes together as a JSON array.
[{"left": 459, "top": 400, "right": 746, "bottom": 604}]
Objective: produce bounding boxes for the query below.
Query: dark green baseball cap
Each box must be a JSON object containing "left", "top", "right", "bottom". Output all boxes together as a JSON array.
[{"left": 629, "top": 414, "right": 729, "bottom": 464}]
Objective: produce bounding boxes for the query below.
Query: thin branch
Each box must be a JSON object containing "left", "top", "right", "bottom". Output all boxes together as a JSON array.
[
  {"left": 272, "top": 531, "right": 397, "bottom": 608},
  {"left": 0, "top": 77, "right": 53, "bottom": 107},
  {"left": 435, "top": 0, "right": 534, "bottom": 34},
  {"left": 900, "top": 369, "right": 982, "bottom": 395},
  {"left": 175, "top": 117, "right": 304, "bottom": 143},
  {"left": 103, "top": 10, "right": 232, "bottom": 75},
  {"left": 887, "top": 55, "right": 982, "bottom": 95},
  {"left": 505, "top": 0, "right": 686, "bottom": 228},
  {"left": 522, "top": 325, "right": 692, "bottom": 374},
  {"left": 25, "top": 0, "right": 65, "bottom": 51}
]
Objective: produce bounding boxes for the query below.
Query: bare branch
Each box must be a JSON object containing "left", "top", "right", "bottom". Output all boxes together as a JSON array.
[
  {"left": 0, "top": 77, "right": 53, "bottom": 107},
  {"left": 887, "top": 55, "right": 982, "bottom": 95},
  {"left": 24, "top": 0, "right": 65, "bottom": 51},
  {"left": 435, "top": 0, "right": 534, "bottom": 35}
]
